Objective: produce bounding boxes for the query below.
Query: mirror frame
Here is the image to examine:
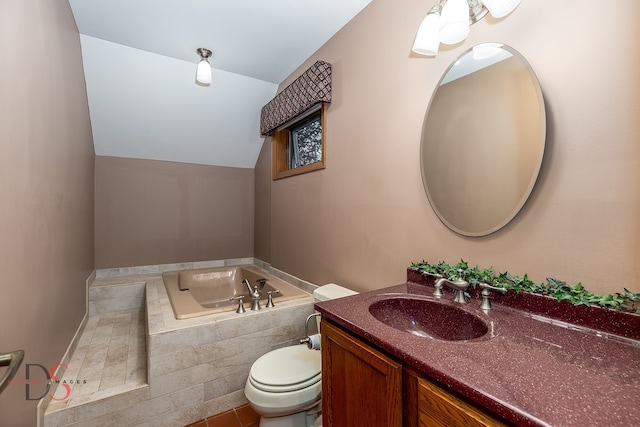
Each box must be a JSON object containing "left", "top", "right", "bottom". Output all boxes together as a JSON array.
[{"left": 420, "top": 43, "right": 546, "bottom": 237}]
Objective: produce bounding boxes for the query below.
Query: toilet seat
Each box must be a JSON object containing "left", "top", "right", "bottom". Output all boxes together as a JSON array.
[
  {"left": 249, "top": 345, "right": 321, "bottom": 393},
  {"left": 245, "top": 345, "right": 322, "bottom": 418}
]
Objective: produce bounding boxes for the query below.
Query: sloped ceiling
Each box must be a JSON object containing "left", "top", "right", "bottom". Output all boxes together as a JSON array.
[{"left": 70, "top": 0, "right": 372, "bottom": 168}]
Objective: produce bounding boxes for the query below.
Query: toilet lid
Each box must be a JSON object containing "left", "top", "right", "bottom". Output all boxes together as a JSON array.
[{"left": 249, "top": 345, "right": 321, "bottom": 393}]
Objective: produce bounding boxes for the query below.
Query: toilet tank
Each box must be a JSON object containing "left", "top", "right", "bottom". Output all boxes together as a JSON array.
[
  {"left": 313, "top": 283, "right": 358, "bottom": 301},
  {"left": 313, "top": 284, "right": 357, "bottom": 335}
]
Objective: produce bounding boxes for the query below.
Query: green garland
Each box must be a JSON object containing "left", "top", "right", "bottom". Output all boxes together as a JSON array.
[{"left": 410, "top": 259, "right": 640, "bottom": 313}]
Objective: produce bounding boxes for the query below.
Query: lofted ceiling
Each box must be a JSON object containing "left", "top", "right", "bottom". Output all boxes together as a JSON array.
[{"left": 69, "top": 0, "right": 372, "bottom": 168}]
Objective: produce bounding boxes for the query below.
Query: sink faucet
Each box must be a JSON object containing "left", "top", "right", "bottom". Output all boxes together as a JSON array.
[
  {"left": 242, "top": 279, "right": 262, "bottom": 310},
  {"left": 478, "top": 282, "right": 507, "bottom": 310},
  {"left": 434, "top": 269, "right": 470, "bottom": 304}
]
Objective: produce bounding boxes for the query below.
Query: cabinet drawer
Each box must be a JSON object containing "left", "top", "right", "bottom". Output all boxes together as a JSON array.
[{"left": 417, "top": 378, "right": 506, "bottom": 427}]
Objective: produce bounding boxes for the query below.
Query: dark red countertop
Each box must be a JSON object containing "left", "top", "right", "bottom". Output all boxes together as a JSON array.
[{"left": 315, "top": 273, "right": 640, "bottom": 427}]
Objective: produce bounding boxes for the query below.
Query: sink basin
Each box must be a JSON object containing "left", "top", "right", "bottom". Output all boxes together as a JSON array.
[{"left": 368, "top": 297, "right": 488, "bottom": 341}]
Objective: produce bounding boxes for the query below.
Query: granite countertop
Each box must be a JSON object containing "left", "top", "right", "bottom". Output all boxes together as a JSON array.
[{"left": 315, "top": 275, "right": 640, "bottom": 426}]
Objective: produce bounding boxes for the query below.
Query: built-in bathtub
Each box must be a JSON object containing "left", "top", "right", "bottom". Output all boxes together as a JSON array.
[{"left": 162, "top": 265, "right": 309, "bottom": 319}]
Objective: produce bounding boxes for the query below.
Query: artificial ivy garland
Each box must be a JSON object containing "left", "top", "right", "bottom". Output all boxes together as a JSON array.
[{"left": 410, "top": 259, "right": 640, "bottom": 313}]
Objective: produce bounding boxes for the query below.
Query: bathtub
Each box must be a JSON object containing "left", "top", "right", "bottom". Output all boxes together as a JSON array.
[{"left": 162, "top": 265, "right": 309, "bottom": 319}]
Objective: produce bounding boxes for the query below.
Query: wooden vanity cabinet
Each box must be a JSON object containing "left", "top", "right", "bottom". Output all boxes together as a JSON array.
[
  {"left": 321, "top": 320, "right": 402, "bottom": 427},
  {"left": 321, "top": 319, "right": 507, "bottom": 427}
]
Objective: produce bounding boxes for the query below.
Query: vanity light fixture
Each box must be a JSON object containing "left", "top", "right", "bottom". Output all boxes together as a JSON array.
[
  {"left": 196, "top": 48, "right": 212, "bottom": 85},
  {"left": 412, "top": 0, "right": 521, "bottom": 57}
]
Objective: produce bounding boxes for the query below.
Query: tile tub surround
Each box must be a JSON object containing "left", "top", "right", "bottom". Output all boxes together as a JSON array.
[
  {"left": 146, "top": 273, "right": 315, "bottom": 422},
  {"left": 95, "top": 257, "right": 256, "bottom": 279},
  {"left": 315, "top": 281, "right": 640, "bottom": 426},
  {"left": 42, "top": 260, "right": 317, "bottom": 426}
]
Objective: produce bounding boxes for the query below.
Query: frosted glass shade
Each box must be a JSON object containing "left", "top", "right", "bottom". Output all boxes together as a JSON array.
[
  {"left": 481, "top": 0, "right": 521, "bottom": 18},
  {"left": 196, "top": 59, "right": 212, "bottom": 84},
  {"left": 412, "top": 11, "right": 441, "bottom": 56},
  {"left": 439, "top": 0, "right": 470, "bottom": 45},
  {"left": 472, "top": 42, "right": 504, "bottom": 60}
]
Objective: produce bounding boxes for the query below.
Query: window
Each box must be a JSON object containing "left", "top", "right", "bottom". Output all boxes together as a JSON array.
[{"left": 272, "top": 103, "right": 326, "bottom": 180}]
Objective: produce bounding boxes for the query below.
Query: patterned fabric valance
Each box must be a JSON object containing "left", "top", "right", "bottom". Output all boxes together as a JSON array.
[{"left": 260, "top": 61, "right": 331, "bottom": 136}]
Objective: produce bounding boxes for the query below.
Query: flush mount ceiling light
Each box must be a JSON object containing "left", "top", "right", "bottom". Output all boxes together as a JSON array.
[
  {"left": 412, "top": 0, "right": 521, "bottom": 57},
  {"left": 196, "top": 48, "right": 212, "bottom": 85}
]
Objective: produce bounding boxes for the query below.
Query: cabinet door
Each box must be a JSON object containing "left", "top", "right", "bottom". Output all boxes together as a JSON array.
[
  {"left": 321, "top": 320, "right": 402, "bottom": 427},
  {"left": 416, "top": 377, "right": 507, "bottom": 427}
]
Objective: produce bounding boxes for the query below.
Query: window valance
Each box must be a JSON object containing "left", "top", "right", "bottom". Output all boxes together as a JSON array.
[{"left": 260, "top": 61, "right": 332, "bottom": 136}]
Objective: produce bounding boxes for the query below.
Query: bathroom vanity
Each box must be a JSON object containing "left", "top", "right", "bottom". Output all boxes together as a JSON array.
[
  {"left": 321, "top": 320, "right": 505, "bottom": 426},
  {"left": 316, "top": 272, "right": 640, "bottom": 427}
]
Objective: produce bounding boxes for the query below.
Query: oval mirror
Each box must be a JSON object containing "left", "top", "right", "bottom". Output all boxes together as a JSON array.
[{"left": 421, "top": 43, "right": 546, "bottom": 237}]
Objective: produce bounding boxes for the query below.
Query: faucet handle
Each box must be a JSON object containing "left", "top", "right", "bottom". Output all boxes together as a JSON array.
[
  {"left": 265, "top": 290, "right": 280, "bottom": 308},
  {"left": 230, "top": 295, "right": 246, "bottom": 313},
  {"left": 423, "top": 271, "right": 444, "bottom": 297},
  {"left": 478, "top": 282, "right": 507, "bottom": 310},
  {"left": 433, "top": 278, "right": 445, "bottom": 298}
]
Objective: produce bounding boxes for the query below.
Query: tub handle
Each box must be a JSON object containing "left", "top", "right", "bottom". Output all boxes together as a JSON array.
[
  {"left": 0, "top": 350, "right": 24, "bottom": 395},
  {"left": 229, "top": 296, "right": 246, "bottom": 314},
  {"left": 265, "top": 290, "right": 280, "bottom": 308}
]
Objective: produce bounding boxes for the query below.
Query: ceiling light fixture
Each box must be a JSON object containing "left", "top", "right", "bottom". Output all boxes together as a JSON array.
[
  {"left": 196, "top": 48, "right": 212, "bottom": 85},
  {"left": 412, "top": 0, "right": 521, "bottom": 57}
]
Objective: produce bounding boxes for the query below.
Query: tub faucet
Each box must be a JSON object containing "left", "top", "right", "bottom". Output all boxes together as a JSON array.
[
  {"left": 242, "top": 279, "right": 262, "bottom": 310},
  {"left": 434, "top": 269, "right": 470, "bottom": 304}
]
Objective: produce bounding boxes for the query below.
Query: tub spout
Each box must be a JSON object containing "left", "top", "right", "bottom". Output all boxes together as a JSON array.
[
  {"left": 242, "top": 279, "right": 262, "bottom": 310},
  {"left": 242, "top": 278, "right": 253, "bottom": 294}
]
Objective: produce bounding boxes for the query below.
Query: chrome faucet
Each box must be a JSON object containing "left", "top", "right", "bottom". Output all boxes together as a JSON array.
[
  {"left": 242, "top": 279, "right": 262, "bottom": 310},
  {"left": 434, "top": 269, "right": 470, "bottom": 304}
]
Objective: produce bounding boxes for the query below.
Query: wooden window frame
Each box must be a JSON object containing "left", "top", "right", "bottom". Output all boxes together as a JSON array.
[{"left": 272, "top": 103, "right": 326, "bottom": 180}]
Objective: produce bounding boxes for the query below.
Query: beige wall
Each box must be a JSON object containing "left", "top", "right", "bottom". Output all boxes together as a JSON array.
[
  {"left": 95, "top": 156, "right": 255, "bottom": 268},
  {"left": 0, "top": 1, "right": 95, "bottom": 426},
  {"left": 261, "top": 0, "right": 640, "bottom": 295},
  {"left": 254, "top": 141, "right": 272, "bottom": 262}
]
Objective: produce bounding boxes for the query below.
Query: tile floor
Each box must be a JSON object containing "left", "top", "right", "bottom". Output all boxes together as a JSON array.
[{"left": 184, "top": 404, "right": 260, "bottom": 427}]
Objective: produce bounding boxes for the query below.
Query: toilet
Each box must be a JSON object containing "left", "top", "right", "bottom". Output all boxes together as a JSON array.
[{"left": 244, "top": 284, "right": 357, "bottom": 427}]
